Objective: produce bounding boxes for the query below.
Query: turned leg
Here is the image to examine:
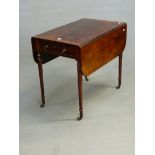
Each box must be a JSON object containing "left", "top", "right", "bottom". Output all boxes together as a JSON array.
[
  {"left": 77, "top": 63, "right": 83, "bottom": 120},
  {"left": 37, "top": 53, "right": 45, "bottom": 107},
  {"left": 116, "top": 53, "right": 123, "bottom": 89},
  {"left": 85, "top": 76, "right": 89, "bottom": 81}
]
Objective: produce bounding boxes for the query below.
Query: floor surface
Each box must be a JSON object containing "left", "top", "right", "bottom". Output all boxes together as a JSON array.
[{"left": 20, "top": 56, "right": 134, "bottom": 155}]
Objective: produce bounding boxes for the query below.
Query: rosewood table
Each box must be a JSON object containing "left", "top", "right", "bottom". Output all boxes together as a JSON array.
[{"left": 31, "top": 18, "right": 127, "bottom": 120}]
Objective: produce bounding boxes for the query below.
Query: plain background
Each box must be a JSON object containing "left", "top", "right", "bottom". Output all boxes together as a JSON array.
[{"left": 20, "top": 0, "right": 135, "bottom": 155}]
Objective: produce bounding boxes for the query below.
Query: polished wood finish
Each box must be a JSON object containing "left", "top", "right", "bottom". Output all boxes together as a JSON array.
[
  {"left": 33, "top": 18, "right": 124, "bottom": 46},
  {"left": 81, "top": 24, "right": 126, "bottom": 76},
  {"left": 77, "top": 62, "right": 83, "bottom": 120},
  {"left": 37, "top": 53, "right": 45, "bottom": 107},
  {"left": 33, "top": 39, "right": 79, "bottom": 60},
  {"left": 116, "top": 53, "right": 123, "bottom": 89},
  {"left": 31, "top": 18, "right": 127, "bottom": 120}
]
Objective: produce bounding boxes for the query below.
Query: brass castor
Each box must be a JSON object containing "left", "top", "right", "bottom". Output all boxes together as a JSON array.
[
  {"left": 40, "top": 98, "right": 45, "bottom": 108},
  {"left": 85, "top": 76, "right": 89, "bottom": 81},
  {"left": 116, "top": 79, "right": 121, "bottom": 89},
  {"left": 116, "top": 85, "right": 121, "bottom": 89},
  {"left": 77, "top": 112, "right": 83, "bottom": 121},
  {"left": 40, "top": 104, "right": 45, "bottom": 108}
]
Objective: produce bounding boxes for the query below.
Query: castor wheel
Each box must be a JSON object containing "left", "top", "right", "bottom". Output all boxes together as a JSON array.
[
  {"left": 85, "top": 76, "right": 89, "bottom": 81},
  {"left": 116, "top": 85, "right": 121, "bottom": 89},
  {"left": 77, "top": 112, "right": 83, "bottom": 121},
  {"left": 40, "top": 103, "right": 45, "bottom": 108}
]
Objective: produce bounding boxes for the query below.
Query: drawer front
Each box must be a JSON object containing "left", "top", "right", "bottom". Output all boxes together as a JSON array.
[{"left": 37, "top": 40, "right": 77, "bottom": 59}]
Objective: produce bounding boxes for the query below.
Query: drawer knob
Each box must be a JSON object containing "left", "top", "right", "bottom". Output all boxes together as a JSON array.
[
  {"left": 62, "top": 49, "right": 66, "bottom": 53},
  {"left": 44, "top": 45, "right": 49, "bottom": 50}
]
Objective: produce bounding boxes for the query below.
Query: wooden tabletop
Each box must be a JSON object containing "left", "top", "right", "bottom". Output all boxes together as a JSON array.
[{"left": 33, "top": 18, "right": 126, "bottom": 47}]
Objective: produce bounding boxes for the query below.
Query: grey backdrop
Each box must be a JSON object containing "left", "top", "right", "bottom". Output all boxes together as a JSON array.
[{"left": 20, "top": 0, "right": 135, "bottom": 155}]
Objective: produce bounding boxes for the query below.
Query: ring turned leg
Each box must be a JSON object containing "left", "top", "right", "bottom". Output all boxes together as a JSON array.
[
  {"left": 116, "top": 53, "right": 123, "bottom": 89},
  {"left": 77, "top": 63, "right": 83, "bottom": 120},
  {"left": 37, "top": 53, "right": 45, "bottom": 107}
]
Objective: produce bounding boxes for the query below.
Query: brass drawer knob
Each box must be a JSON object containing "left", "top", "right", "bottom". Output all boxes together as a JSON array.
[
  {"left": 44, "top": 45, "right": 49, "bottom": 50},
  {"left": 62, "top": 48, "right": 66, "bottom": 53}
]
